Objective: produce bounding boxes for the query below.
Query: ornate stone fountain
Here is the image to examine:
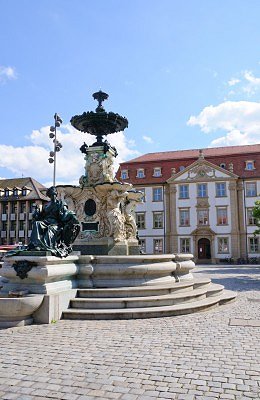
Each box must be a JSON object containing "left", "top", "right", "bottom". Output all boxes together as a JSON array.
[{"left": 57, "top": 91, "right": 142, "bottom": 256}]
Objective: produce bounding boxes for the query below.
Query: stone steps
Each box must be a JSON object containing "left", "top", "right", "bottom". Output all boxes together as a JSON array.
[
  {"left": 62, "top": 280, "right": 236, "bottom": 320},
  {"left": 63, "top": 293, "right": 235, "bottom": 320}
]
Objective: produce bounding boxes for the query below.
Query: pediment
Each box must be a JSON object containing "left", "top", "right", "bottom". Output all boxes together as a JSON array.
[
  {"left": 191, "top": 227, "right": 216, "bottom": 236},
  {"left": 167, "top": 158, "right": 238, "bottom": 183}
]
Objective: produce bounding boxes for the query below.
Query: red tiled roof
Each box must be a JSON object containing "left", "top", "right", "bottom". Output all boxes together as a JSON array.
[{"left": 127, "top": 144, "right": 260, "bottom": 163}]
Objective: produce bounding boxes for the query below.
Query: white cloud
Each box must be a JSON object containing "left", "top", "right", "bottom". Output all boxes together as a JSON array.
[
  {"left": 0, "top": 124, "right": 139, "bottom": 185},
  {"left": 228, "top": 78, "right": 240, "bottom": 86},
  {"left": 242, "top": 70, "right": 260, "bottom": 95},
  {"left": 187, "top": 101, "right": 260, "bottom": 147},
  {"left": 142, "top": 135, "right": 154, "bottom": 144},
  {"left": 0, "top": 66, "right": 17, "bottom": 83}
]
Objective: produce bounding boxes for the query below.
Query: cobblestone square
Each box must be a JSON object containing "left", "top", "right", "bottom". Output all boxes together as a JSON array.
[{"left": 0, "top": 264, "right": 259, "bottom": 400}]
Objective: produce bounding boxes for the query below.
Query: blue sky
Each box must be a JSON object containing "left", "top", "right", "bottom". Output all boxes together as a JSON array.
[{"left": 0, "top": 0, "right": 260, "bottom": 184}]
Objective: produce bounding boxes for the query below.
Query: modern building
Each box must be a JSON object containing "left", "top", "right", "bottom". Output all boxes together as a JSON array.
[
  {"left": 0, "top": 177, "right": 48, "bottom": 246},
  {"left": 117, "top": 144, "right": 260, "bottom": 263}
]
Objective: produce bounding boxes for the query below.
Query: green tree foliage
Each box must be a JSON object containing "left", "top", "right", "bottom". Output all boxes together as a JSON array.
[{"left": 252, "top": 200, "right": 260, "bottom": 235}]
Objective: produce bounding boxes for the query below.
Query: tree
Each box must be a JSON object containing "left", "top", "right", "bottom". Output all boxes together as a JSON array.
[{"left": 252, "top": 200, "right": 260, "bottom": 235}]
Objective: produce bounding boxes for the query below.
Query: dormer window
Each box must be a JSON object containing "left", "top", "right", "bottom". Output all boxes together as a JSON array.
[
  {"left": 179, "top": 166, "right": 185, "bottom": 171},
  {"left": 220, "top": 163, "right": 226, "bottom": 169},
  {"left": 121, "top": 169, "right": 128, "bottom": 180},
  {"left": 4, "top": 188, "right": 9, "bottom": 197},
  {"left": 13, "top": 188, "right": 19, "bottom": 197},
  {"left": 22, "top": 187, "right": 28, "bottom": 196},
  {"left": 136, "top": 168, "right": 145, "bottom": 178},
  {"left": 153, "top": 167, "right": 162, "bottom": 177},
  {"left": 245, "top": 160, "right": 255, "bottom": 170}
]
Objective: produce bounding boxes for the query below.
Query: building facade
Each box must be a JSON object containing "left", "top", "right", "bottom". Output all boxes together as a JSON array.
[
  {"left": 0, "top": 178, "right": 48, "bottom": 246},
  {"left": 117, "top": 144, "right": 260, "bottom": 263}
]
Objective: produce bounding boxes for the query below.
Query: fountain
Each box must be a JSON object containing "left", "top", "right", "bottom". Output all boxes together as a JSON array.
[{"left": 0, "top": 91, "right": 237, "bottom": 325}]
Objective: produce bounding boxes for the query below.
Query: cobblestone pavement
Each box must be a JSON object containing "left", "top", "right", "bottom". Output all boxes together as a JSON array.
[{"left": 0, "top": 264, "right": 259, "bottom": 400}]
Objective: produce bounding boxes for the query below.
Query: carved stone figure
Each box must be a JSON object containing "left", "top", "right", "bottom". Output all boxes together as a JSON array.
[
  {"left": 27, "top": 186, "right": 80, "bottom": 257},
  {"left": 124, "top": 191, "right": 143, "bottom": 240},
  {"left": 106, "top": 189, "right": 126, "bottom": 242}
]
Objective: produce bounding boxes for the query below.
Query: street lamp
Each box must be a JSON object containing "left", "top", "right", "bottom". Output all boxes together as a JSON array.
[{"left": 48, "top": 113, "right": 63, "bottom": 187}]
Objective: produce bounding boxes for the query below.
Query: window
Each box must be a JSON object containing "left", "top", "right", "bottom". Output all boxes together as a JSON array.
[
  {"left": 246, "top": 182, "right": 257, "bottom": 197},
  {"left": 180, "top": 238, "right": 190, "bottom": 253},
  {"left": 28, "top": 220, "right": 33, "bottom": 230},
  {"left": 136, "top": 169, "right": 145, "bottom": 178},
  {"left": 216, "top": 207, "right": 228, "bottom": 225},
  {"left": 121, "top": 169, "right": 128, "bottom": 180},
  {"left": 4, "top": 189, "right": 9, "bottom": 197},
  {"left": 20, "top": 201, "right": 26, "bottom": 213},
  {"left": 139, "top": 239, "right": 146, "bottom": 253},
  {"left": 13, "top": 188, "right": 19, "bottom": 196},
  {"left": 247, "top": 208, "right": 257, "bottom": 225},
  {"left": 245, "top": 160, "right": 255, "bottom": 170},
  {"left": 19, "top": 220, "right": 25, "bottom": 230},
  {"left": 2, "top": 202, "right": 8, "bottom": 214},
  {"left": 11, "top": 202, "right": 18, "bottom": 214},
  {"left": 153, "top": 167, "right": 162, "bottom": 177},
  {"left": 179, "top": 185, "right": 189, "bottom": 199},
  {"left": 249, "top": 237, "right": 259, "bottom": 253},
  {"left": 216, "top": 182, "right": 227, "bottom": 197},
  {"left": 152, "top": 187, "right": 163, "bottom": 202},
  {"left": 197, "top": 183, "right": 207, "bottom": 197},
  {"left": 138, "top": 188, "right": 146, "bottom": 202},
  {"left": 218, "top": 238, "right": 229, "bottom": 253},
  {"left": 198, "top": 209, "right": 209, "bottom": 225},
  {"left": 220, "top": 163, "right": 226, "bottom": 169},
  {"left": 10, "top": 221, "right": 16, "bottom": 231},
  {"left": 136, "top": 212, "right": 146, "bottom": 229},
  {"left": 179, "top": 208, "right": 190, "bottom": 226},
  {"left": 2, "top": 221, "right": 7, "bottom": 231},
  {"left": 179, "top": 166, "right": 185, "bottom": 171},
  {"left": 153, "top": 212, "right": 164, "bottom": 229},
  {"left": 22, "top": 188, "right": 28, "bottom": 196},
  {"left": 154, "top": 239, "right": 163, "bottom": 254},
  {"left": 29, "top": 201, "right": 35, "bottom": 213}
]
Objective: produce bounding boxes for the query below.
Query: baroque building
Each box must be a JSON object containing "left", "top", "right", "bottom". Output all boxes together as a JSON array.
[
  {"left": 117, "top": 144, "right": 260, "bottom": 263},
  {"left": 0, "top": 177, "right": 48, "bottom": 246}
]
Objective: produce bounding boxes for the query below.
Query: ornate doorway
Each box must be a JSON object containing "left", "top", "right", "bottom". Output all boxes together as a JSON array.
[{"left": 198, "top": 238, "right": 211, "bottom": 260}]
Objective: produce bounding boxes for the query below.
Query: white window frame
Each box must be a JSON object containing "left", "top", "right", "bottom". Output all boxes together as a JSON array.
[
  {"left": 179, "top": 208, "right": 190, "bottom": 226},
  {"left": 246, "top": 182, "right": 257, "bottom": 197},
  {"left": 247, "top": 208, "right": 257, "bottom": 225},
  {"left": 197, "top": 183, "right": 207, "bottom": 198},
  {"left": 179, "top": 184, "right": 189, "bottom": 199},
  {"left": 180, "top": 238, "right": 190, "bottom": 253},
  {"left": 197, "top": 209, "right": 209, "bottom": 226},
  {"left": 153, "top": 167, "right": 162, "bottom": 177},
  {"left": 216, "top": 182, "right": 227, "bottom": 197},
  {"left": 152, "top": 187, "right": 163, "bottom": 202},
  {"left": 136, "top": 168, "right": 145, "bottom": 178},
  {"left": 153, "top": 238, "right": 163, "bottom": 254},
  {"left": 218, "top": 237, "right": 229, "bottom": 253},
  {"left": 245, "top": 160, "right": 255, "bottom": 171},
  {"left": 153, "top": 212, "right": 164, "bottom": 229},
  {"left": 135, "top": 212, "right": 146, "bottom": 229},
  {"left": 216, "top": 207, "right": 228, "bottom": 225},
  {"left": 121, "top": 169, "right": 128, "bottom": 180},
  {"left": 249, "top": 237, "right": 259, "bottom": 253},
  {"left": 139, "top": 239, "right": 146, "bottom": 253}
]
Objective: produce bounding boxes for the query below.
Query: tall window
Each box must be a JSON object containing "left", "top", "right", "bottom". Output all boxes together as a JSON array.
[
  {"left": 179, "top": 208, "right": 190, "bottom": 226},
  {"left": 121, "top": 170, "right": 128, "bottom": 180},
  {"left": 216, "top": 182, "right": 226, "bottom": 197},
  {"left": 153, "top": 212, "right": 163, "bottom": 229},
  {"left": 136, "top": 169, "right": 145, "bottom": 178},
  {"left": 2, "top": 202, "right": 8, "bottom": 214},
  {"left": 138, "top": 188, "right": 146, "bottom": 202},
  {"left": 247, "top": 208, "right": 257, "bottom": 225},
  {"left": 4, "top": 189, "right": 9, "bottom": 197},
  {"left": 198, "top": 209, "right": 209, "bottom": 225},
  {"left": 180, "top": 238, "right": 190, "bottom": 253},
  {"left": 153, "top": 167, "right": 162, "bottom": 177},
  {"left": 153, "top": 239, "right": 163, "bottom": 254},
  {"left": 10, "top": 202, "right": 18, "bottom": 214},
  {"left": 2, "top": 221, "right": 7, "bottom": 231},
  {"left": 19, "top": 220, "right": 25, "bottom": 230},
  {"left": 139, "top": 239, "right": 146, "bottom": 253},
  {"left": 22, "top": 187, "right": 28, "bottom": 196},
  {"left": 216, "top": 207, "right": 228, "bottom": 225},
  {"left": 249, "top": 237, "right": 259, "bottom": 253},
  {"left": 152, "top": 187, "right": 163, "bottom": 202},
  {"left": 10, "top": 221, "right": 16, "bottom": 231},
  {"left": 20, "top": 201, "right": 26, "bottom": 213},
  {"left": 136, "top": 212, "right": 146, "bottom": 229},
  {"left": 246, "top": 182, "right": 257, "bottom": 197},
  {"left": 197, "top": 183, "right": 207, "bottom": 197},
  {"left": 179, "top": 184, "right": 189, "bottom": 199},
  {"left": 218, "top": 237, "right": 229, "bottom": 253}
]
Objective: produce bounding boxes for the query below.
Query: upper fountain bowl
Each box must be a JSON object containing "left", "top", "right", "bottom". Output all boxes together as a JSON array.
[{"left": 70, "top": 91, "right": 128, "bottom": 145}]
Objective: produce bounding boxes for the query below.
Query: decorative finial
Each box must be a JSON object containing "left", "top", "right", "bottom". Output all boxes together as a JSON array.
[
  {"left": 199, "top": 149, "right": 204, "bottom": 159},
  {"left": 93, "top": 90, "right": 109, "bottom": 112}
]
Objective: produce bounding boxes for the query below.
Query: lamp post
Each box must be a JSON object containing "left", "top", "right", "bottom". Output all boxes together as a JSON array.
[{"left": 48, "top": 113, "right": 63, "bottom": 187}]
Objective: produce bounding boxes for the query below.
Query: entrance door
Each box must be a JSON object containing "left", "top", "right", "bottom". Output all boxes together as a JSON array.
[{"left": 198, "top": 238, "right": 211, "bottom": 259}]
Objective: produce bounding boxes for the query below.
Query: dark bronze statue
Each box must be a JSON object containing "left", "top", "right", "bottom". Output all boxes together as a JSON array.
[{"left": 27, "top": 186, "right": 80, "bottom": 257}]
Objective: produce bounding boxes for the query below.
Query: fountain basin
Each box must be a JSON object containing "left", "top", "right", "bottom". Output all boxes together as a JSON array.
[{"left": 0, "top": 294, "right": 44, "bottom": 328}]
